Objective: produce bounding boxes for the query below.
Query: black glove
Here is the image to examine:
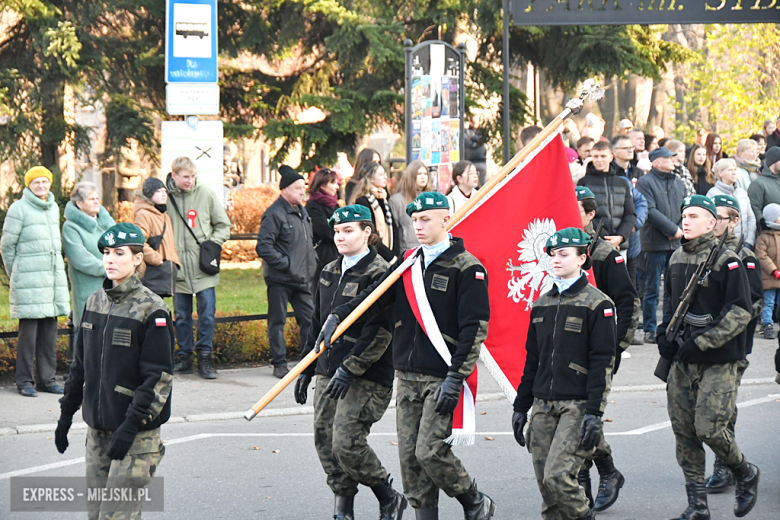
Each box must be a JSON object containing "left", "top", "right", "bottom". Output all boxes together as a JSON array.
[
  {"left": 613, "top": 349, "right": 623, "bottom": 375},
  {"left": 511, "top": 412, "right": 527, "bottom": 447},
  {"left": 677, "top": 338, "right": 701, "bottom": 363},
  {"left": 657, "top": 334, "right": 678, "bottom": 360},
  {"left": 433, "top": 371, "right": 465, "bottom": 415},
  {"left": 54, "top": 413, "right": 73, "bottom": 454},
  {"left": 774, "top": 347, "right": 780, "bottom": 374},
  {"left": 315, "top": 314, "right": 340, "bottom": 353},
  {"left": 325, "top": 366, "right": 356, "bottom": 400},
  {"left": 579, "top": 414, "right": 603, "bottom": 451},
  {"left": 106, "top": 416, "right": 142, "bottom": 461},
  {"left": 294, "top": 374, "right": 312, "bottom": 405}
]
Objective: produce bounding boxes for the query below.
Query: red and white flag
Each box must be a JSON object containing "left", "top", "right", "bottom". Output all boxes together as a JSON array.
[{"left": 450, "top": 134, "right": 583, "bottom": 399}]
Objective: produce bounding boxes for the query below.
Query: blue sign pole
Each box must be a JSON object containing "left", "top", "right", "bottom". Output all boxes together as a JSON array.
[{"left": 165, "top": 0, "right": 219, "bottom": 83}]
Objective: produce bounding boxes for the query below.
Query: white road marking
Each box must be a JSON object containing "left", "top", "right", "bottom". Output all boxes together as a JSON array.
[{"left": 2, "top": 394, "right": 778, "bottom": 481}]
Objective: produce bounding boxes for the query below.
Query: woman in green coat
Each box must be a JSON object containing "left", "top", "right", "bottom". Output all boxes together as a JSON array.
[
  {"left": 62, "top": 181, "right": 115, "bottom": 329},
  {"left": 0, "top": 167, "right": 70, "bottom": 397}
]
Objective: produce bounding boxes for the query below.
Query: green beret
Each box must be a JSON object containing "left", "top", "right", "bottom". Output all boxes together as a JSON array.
[
  {"left": 98, "top": 223, "right": 146, "bottom": 252},
  {"left": 545, "top": 227, "right": 591, "bottom": 255},
  {"left": 575, "top": 186, "right": 595, "bottom": 201},
  {"left": 406, "top": 192, "right": 450, "bottom": 216},
  {"left": 328, "top": 204, "right": 373, "bottom": 229},
  {"left": 711, "top": 194, "right": 740, "bottom": 213},
  {"left": 681, "top": 194, "right": 717, "bottom": 218}
]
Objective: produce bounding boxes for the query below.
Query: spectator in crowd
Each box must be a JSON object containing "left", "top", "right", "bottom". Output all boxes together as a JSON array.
[
  {"left": 344, "top": 148, "right": 380, "bottom": 203},
  {"left": 695, "top": 128, "right": 710, "bottom": 146},
  {"left": 306, "top": 168, "right": 340, "bottom": 284},
  {"left": 611, "top": 135, "right": 643, "bottom": 182},
  {"left": 636, "top": 148, "right": 685, "bottom": 343},
  {"left": 446, "top": 160, "right": 479, "bottom": 215},
  {"left": 762, "top": 119, "right": 775, "bottom": 138},
  {"left": 705, "top": 133, "right": 728, "bottom": 164},
  {"left": 567, "top": 147, "right": 586, "bottom": 183},
  {"left": 687, "top": 144, "right": 715, "bottom": 195},
  {"left": 115, "top": 140, "right": 145, "bottom": 203},
  {"left": 133, "top": 177, "right": 181, "bottom": 297},
  {"left": 167, "top": 156, "right": 231, "bottom": 380},
  {"left": 767, "top": 116, "right": 780, "bottom": 150},
  {"left": 644, "top": 133, "right": 659, "bottom": 152},
  {"left": 665, "top": 140, "right": 696, "bottom": 196},
  {"left": 464, "top": 114, "right": 488, "bottom": 186},
  {"left": 389, "top": 159, "right": 430, "bottom": 251},
  {"left": 707, "top": 159, "right": 756, "bottom": 249},
  {"left": 256, "top": 165, "right": 318, "bottom": 379},
  {"left": 651, "top": 126, "right": 665, "bottom": 143},
  {"left": 222, "top": 142, "right": 243, "bottom": 208},
  {"left": 618, "top": 119, "right": 634, "bottom": 135},
  {"left": 735, "top": 138, "right": 762, "bottom": 185},
  {"left": 62, "top": 181, "right": 115, "bottom": 338},
  {"left": 657, "top": 137, "right": 669, "bottom": 148},
  {"left": 756, "top": 203, "right": 780, "bottom": 339},
  {"left": 748, "top": 147, "right": 780, "bottom": 227},
  {"left": 577, "top": 140, "right": 637, "bottom": 250},
  {"left": 349, "top": 162, "right": 398, "bottom": 262},
  {"left": 1, "top": 167, "right": 70, "bottom": 397},
  {"left": 629, "top": 129, "right": 652, "bottom": 173},
  {"left": 519, "top": 125, "right": 543, "bottom": 149},
  {"left": 577, "top": 136, "right": 595, "bottom": 165},
  {"left": 750, "top": 134, "right": 767, "bottom": 163}
]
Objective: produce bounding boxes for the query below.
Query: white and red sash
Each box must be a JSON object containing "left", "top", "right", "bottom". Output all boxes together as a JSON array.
[{"left": 401, "top": 249, "right": 478, "bottom": 446}]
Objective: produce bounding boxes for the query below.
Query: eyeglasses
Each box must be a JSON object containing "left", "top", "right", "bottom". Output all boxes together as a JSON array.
[
  {"left": 716, "top": 216, "right": 733, "bottom": 222},
  {"left": 614, "top": 146, "right": 635, "bottom": 151}
]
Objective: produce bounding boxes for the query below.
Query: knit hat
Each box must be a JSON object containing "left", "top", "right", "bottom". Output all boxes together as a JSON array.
[
  {"left": 765, "top": 147, "right": 780, "bottom": 169},
  {"left": 565, "top": 147, "right": 579, "bottom": 164},
  {"left": 681, "top": 194, "right": 717, "bottom": 218},
  {"left": 712, "top": 194, "right": 740, "bottom": 213},
  {"left": 24, "top": 166, "right": 53, "bottom": 188},
  {"left": 575, "top": 186, "right": 595, "bottom": 201},
  {"left": 406, "top": 192, "right": 450, "bottom": 216},
  {"left": 762, "top": 203, "right": 780, "bottom": 228},
  {"left": 545, "top": 227, "right": 591, "bottom": 255},
  {"left": 279, "top": 165, "right": 304, "bottom": 190},
  {"left": 649, "top": 147, "right": 675, "bottom": 162},
  {"left": 329, "top": 204, "right": 372, "bottom": 229},
  {"left": 98, "top": 223, "right": 146, "bottom": 252},
  {"left": 142, "top": 177, "right": 166, "bottom": 199}
]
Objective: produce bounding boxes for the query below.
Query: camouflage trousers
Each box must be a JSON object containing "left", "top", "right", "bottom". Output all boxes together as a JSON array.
[
  {"left": 395, "top": 375, "right": 472, "bottom": 509},
  {"left": 667, "top": 361, "right": 743, "bottom": 483},
  {"left": 85, "top": 427, "right": 164, "bottom": 520},
  {"left": 527, "top": 398, "right": 593, "bottom": 520},
  {"left": 726, "top": 359, "right": 750, "bottom": 435},
  {"left": 313, "top": 375, "right": 392, "bottom": 496}
]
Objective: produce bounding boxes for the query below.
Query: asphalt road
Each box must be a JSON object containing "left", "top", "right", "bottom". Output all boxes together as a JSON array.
[{"left": 2, "top": 384, "right": 779, "bottom": 520}]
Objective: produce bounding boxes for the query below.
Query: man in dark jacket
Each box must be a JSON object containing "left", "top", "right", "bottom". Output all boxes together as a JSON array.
[
  {"left": 747, "top": 146, "right": 780, "bottom": 226},
  {"left": 256, "top": 165, "right": 318, "bottom": 378},
  {"left": 577, "top": 141, "right": 637, "bottom": 250},
  {"left": 766, "top": 117, "right": 780, "bottom": 151},
  {"left": 635, "top": 147, "right": 686, "bottom": 343},
  {"left": 464, "top": 115, "right": 488, "bottom": 186}
]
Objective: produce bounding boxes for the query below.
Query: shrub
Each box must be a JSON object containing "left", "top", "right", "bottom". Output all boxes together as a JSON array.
[
  {"left": 222, "top": 185, "right": 280, "bottom": 263},
  {"left": 0, "top": 321, "right": 71, "bottom": 378},
  {"left": 116, "top": 201, "right": 134, "bottom": 223}
]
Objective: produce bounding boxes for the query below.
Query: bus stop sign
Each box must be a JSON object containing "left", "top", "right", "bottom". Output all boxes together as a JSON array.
[{"left": 165, "top": 0, "right": 218, "bottom": 83}]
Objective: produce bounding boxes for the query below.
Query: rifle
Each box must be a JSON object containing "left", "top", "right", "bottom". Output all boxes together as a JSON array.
[
  {"left": 654, "top": 231, "right": 729, "bottom": 382},
  {"left": 589, "top": 218, "right": 604, "bottom": 256}
]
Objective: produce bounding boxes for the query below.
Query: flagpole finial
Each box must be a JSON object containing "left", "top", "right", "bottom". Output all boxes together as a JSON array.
[{"left": 579, "top": 78, "right": 605, "bottom": 103}]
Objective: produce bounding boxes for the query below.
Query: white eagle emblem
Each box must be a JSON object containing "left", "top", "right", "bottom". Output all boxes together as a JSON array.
[
  {"left": 684, "top": 196, "right": 692, "bottom": 205},
  {"left": 414, "top": 199, "right": 423, "bottom": 210},
  {"left": 333, "top": 212, "right": 341, "bottom": 223},
  {"left": 104, "top": 232, "right": 115, "bottom": 246},
  {"left": 506, "top": 218, "right": 557, "bottom": 310}
]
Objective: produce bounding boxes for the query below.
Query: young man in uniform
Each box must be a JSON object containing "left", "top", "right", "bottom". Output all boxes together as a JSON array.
[
  {"left": 657, "top": 194, "right": 759, "bottom": 520},
  {"left": 316, "top": 192, "right": 495, "bottom": 520},
  {"left": 705, "top": 194, "right": 764, "bottom": 494},
  {"left": 575, "top": 186, "right": 640, "bottom": 511},
  {"left": 294, "top": 205, "right": 406, "bottom": 520},
  {"left": 512, "top": 227, "right": 617, "bottom": 520}
]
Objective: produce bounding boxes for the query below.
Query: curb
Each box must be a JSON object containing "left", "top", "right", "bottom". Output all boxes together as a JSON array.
[{"left": 2, "top": 378, "right": 775, "bottom": 436}]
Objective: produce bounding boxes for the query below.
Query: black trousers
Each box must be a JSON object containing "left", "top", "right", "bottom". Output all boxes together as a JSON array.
[
  {"left": 266, "top": 282, "right": 314, "bottom": 367},
  {"left": 16, "top": 317, "right": 58, "bottom": 390}
]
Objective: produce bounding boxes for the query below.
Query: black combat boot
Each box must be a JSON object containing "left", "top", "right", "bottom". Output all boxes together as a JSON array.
[
  {"left": 371, "top": 475, "right": 408, "bottom": 520},
  {"left": 593, "top": 455, "right": 625, "bottom": 512},
  {"left": 333, "top": 495, "right": 354, "bottom": 520},
  {"left": 173, "top": 352, "right": 193, "bottom": 374},
  {"left": 577, "top": 466, "right": 594, "bottom": 509},
  {"left": 197, "top": 354, "right": 218, "bottom": 379},
  {"left": 414, "top": 509, "right": 438, "bottom": 520},
  {"left": 729, "top": 456, "right": 760, "bottom": 518},
  {"left": 671, "top": 482, "right": 710, "bottom": 520},
  {"left": 455, "top": 479, "right": 496, "bottom": 520},
  {"left": 573, "top": 508, "right": 595, "bottom": 520},
  {"left": 705, "top": 457, "right": 734, "bottom": 494}
]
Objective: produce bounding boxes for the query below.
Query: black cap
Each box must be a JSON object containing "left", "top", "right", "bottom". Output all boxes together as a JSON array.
[
  {"left": 279, "top": 165, "right": 304, "bottom": 190},
  {"left": 766, "top": 147, "right": 780, "bottom": 169},
  {"left": 142, "top": 177, "right": 165, "bottom": 199}
]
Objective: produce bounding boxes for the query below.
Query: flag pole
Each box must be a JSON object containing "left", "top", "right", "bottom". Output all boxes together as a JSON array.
[{"left": 244, "top": 80, "right": 604, "bottom": 421}]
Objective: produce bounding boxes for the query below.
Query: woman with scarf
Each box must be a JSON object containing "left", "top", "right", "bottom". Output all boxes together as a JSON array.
[
  {"left": 687, "top": 144, "right": 715, "bottom": 195},
  {"left": 348, "top": 162, "right": 398, "bottom": 262},
  {"left": 706, "top": 158, "right": 756, "bottom": 249},
  {"left": 307, "top": 167, "right": 341, "bottom": 283},
  {"left": 388, "top": 159, "right": 430, "bottom": 251}
]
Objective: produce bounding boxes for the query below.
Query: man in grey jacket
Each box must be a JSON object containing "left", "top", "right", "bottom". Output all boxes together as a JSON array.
[
  {"left": 256, "top": 165, "right": 318, "bottom": 378},
  {"left": 635, "top": 147, "right": 686, "bottom": 344}
]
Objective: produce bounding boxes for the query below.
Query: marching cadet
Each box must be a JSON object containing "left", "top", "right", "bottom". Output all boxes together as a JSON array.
[
  {"left": 512, "top": 227, "right": 616, "bottom": 520},
  {"left": 656, "top": 195, "right": 759, "bottom": 520},
  {"left": 316, "top": 192, "right": 495, "bottom": 520},
  {"left": 706, "top": 194, "right": 764, "bottom": 494},
  {"left": 54, "top": 223, "right": 175, "bottom": 519},
  {"left": 575, "top": 186, "right": 640, "bottom": 511},
  {"left": 294, "top": 205, "right": 406, "bottom": 520}
]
